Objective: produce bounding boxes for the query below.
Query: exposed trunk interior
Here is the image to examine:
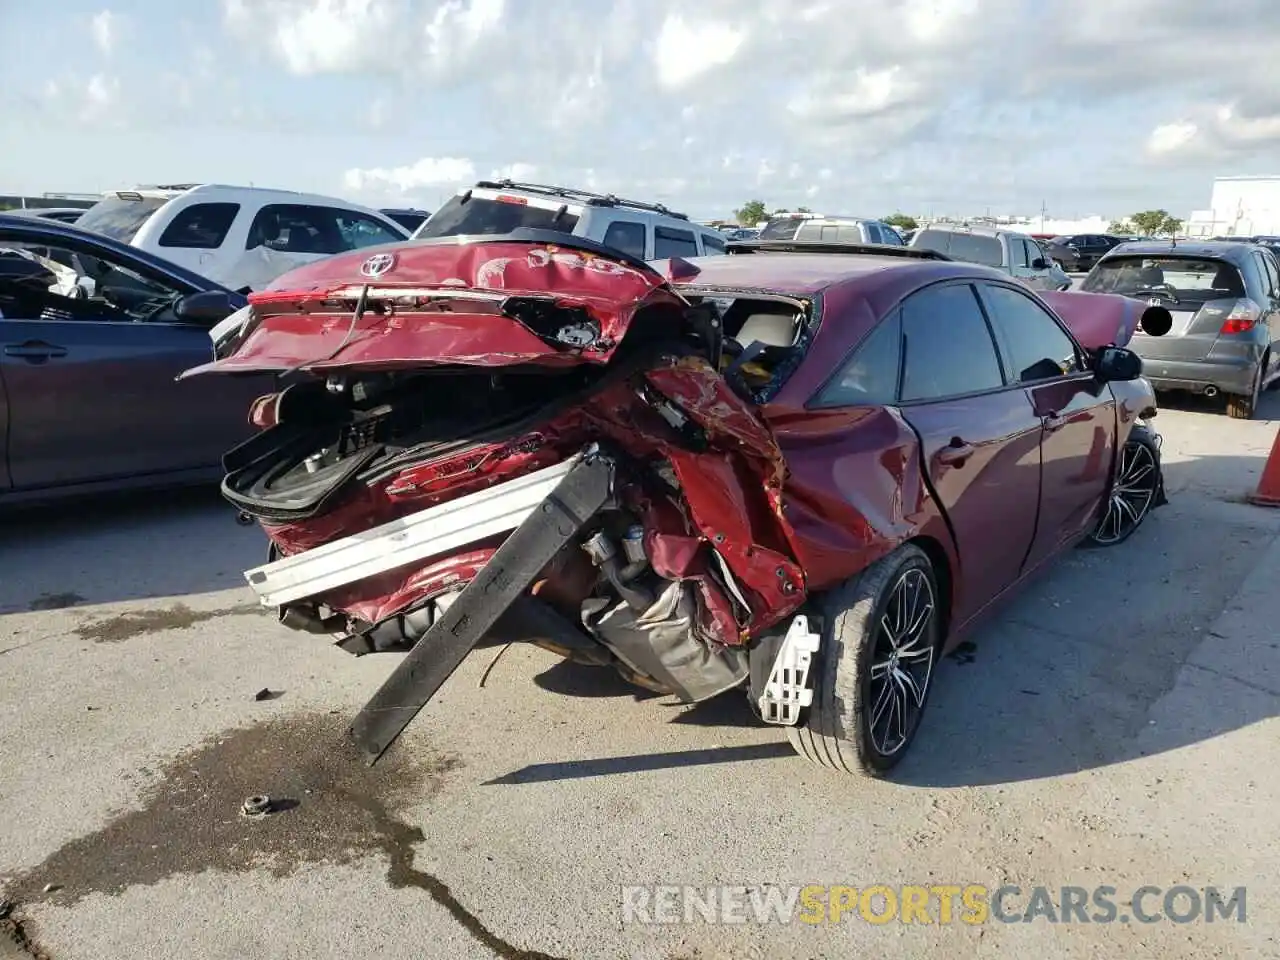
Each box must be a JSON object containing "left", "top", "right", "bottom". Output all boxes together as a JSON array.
[{"left": 221, "top": 365, "right": 600, "bottom": 522}]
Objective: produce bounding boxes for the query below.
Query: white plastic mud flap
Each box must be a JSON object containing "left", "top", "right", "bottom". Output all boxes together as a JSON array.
[
  {"left": 242, "top": 456, "right": 581, "bottom": 608},
  {"left": 757, "top": 614, "right": 822, "bottom": 726}
]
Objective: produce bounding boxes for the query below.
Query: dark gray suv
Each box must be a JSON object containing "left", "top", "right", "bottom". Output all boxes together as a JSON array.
[{"left": 1081, "top": 240, "right": 1280, "bottom": 418}]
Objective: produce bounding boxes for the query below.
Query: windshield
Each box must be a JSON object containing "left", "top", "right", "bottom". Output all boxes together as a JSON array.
[
  {"left": 76, "top": 196, "right": 167, "bottom": 242},
  {"left": 759, "top": 216, "right": 808, "bottom": 240},
  {"left": 1082, "top": 256, "right": 1246, "bottom": 303},
  {"left": 413, "top": 194, "right": 581, "bottom": 239}
]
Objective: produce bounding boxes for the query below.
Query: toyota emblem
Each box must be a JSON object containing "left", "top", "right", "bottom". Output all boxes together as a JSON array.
[{"left": 360, "top": 252, "right": 397, "bottom": 278}]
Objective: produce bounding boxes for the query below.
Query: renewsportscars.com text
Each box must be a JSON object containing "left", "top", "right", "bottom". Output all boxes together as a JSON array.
[{"left": 620, "top": 884, "right": 1247, "bottom": 926}]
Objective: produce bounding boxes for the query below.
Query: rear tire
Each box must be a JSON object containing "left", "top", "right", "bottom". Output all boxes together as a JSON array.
[
  {"left": 788, "top": 544, "right": 942, "bottom": 777},
  {"left": 1226, "top": 363, "right": 1261, "bottom": 419}
]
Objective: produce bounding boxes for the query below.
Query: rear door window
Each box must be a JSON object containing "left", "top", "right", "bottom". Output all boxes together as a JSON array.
[
  {"left": 899, "top": 282, "right": 1006, "bottom": 401},
  {"left": 654, "top": 226, "right": 699, "bottom": 259},
  {"left": 334, "top": 211, "right": 405, "bottom": 250},
  {"left": 157, "top": 202, "right": 241, "bottom": 249},
  {"left": 945, "top": 233, "right": 1005, "bottom": 267},
  {"left": 759, "top": 216, "right": 806, "bottom": 240},
  {"left": 602, "top": 220, "right": 647, "bottom": 259},
  {"left": 1250, "top": 250, "right": 1277, "bottom": 296},
  {"left": 911, "top": 229, "right": 952, "bottom": 256},
  {"left": 75, "top": 195, "right": 168, "bottom": 242},
  {"left": 702, "top": 233, "right": 726, "bottom": 254},
  {"left": 1259, "top": 250, "right": 1280, "bottom": 295},
  {"left": 414, "top": 194, "right": 580, "bottom": 238},
  {"left": 247, "top": 204, "right": 398, "bottom": 255},
  {"left": 812, "top": 311, "right": 903, "bottom": 407}
]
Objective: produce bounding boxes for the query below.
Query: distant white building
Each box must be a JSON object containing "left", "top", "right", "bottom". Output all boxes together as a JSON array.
[{"left": 1185, "top": 176, "right": 1280, "bottom": 237}]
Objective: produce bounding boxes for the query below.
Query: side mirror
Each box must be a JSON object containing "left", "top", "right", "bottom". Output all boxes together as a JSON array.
[
  {"left": 175, "top": 289, "right": 236, "bottom": 325},
  {"left": 1031, "top": 257, "right": 1048, "bottom": 270},
  {"left": 1095, "top": 346, "right": 1143, "bottom": 382}
]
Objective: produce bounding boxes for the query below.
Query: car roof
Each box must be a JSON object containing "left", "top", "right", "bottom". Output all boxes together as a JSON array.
[
  {"left": 795, "top": 215, "right": 877, "bottom": 224},
  {"left": 100, "top": 183, "right": 396, "bottom": 215},
  {"left": 917, "top": 224, "right": 1012, "bottom": 238},
  {"left": 0, "top": 213, "right": 236, "bottom": 291},
  {"left": 1103, "top": 240, "right": 1258, "bottom": 263},
  {"left": 457, "top": 180, "right": 693, "bottom": 224},
  {"left": 668, "top": 249, "right": 994, "bottom": 296},
  {"left": 5, "top": 207, "right": 87, "bottom": 217}
]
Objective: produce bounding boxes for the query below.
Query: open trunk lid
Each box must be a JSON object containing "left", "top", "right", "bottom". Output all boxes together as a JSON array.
[{"left": 180, "top": 232, "right": 685, "bottom": 378}]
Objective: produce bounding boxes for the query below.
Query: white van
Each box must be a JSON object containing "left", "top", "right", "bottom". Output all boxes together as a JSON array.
[
  {"left": 413, "top": 180, "right": 727, "bottom": 260},
  {"left": 75, "top": 184, "right": 409, "bottom": 290}
]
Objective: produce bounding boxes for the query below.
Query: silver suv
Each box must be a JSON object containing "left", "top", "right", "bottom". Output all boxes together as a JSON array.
[
  {"left": 908, "top": 224, "right": 1071, "bottom": 291},
  {"left": 760, "top": 213, "right": 904, "bottom": 245},
  {"left": 413, "top": 181, "right": 726, "bottom": 260}
]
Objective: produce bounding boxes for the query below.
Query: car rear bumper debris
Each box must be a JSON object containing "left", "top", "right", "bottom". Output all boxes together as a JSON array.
[{"left": 243, "top": 456, "right": 583, "bottom": 608}]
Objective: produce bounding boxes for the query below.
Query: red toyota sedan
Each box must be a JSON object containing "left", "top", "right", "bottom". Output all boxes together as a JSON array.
[{"left": 184, "top": 232, "right": 1171, "bottom": 777}]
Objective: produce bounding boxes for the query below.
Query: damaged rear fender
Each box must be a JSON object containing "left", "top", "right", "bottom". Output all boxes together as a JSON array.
[{"left": 765, "top": 404, "right": 961, "bottom": 629}]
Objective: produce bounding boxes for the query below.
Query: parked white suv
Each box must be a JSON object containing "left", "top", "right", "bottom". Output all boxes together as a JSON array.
[
  {"left": 412, "top": 181, "right": 727, "bottom": 260},
  {"left": 74, "top": 184, "right": 409, "bottom": 290}
]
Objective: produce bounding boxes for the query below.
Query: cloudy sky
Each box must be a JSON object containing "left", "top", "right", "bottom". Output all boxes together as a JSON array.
[{"left": 3, "top": 0, "right": 1279, "bottom": 221}]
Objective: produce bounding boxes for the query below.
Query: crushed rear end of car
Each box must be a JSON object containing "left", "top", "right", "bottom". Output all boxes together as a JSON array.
[{"left": 181, "top": 232, "right": 814, "bottom": 761}]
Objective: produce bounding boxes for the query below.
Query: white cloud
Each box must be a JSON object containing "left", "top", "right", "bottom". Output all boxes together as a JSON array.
[
  {"left": 221, "top": 0, "right": 506, "bottom": 76},
  {"left": 425, "top": 0, "right": 504, "bottom": 66},
  {"left": 344, "top": 156, "right": 477, "bottom": 195},
  {"left": 90, "top": 10, "right": 116, "bottom": 56},
  {"left": 1147, "top": 121, "right": 1199, "bottom": 156},
  {"left": 85, "top": 74, "right": 119, "bottom": 107},
  {"left": 16, "top": 0, "right": 1280, "bottom": 220},
  {"left": 489, "top": 162, "right": 537, "bottom": 181},
  {"left": 653, "top": 15, "right": 745, "bottom": 88}
]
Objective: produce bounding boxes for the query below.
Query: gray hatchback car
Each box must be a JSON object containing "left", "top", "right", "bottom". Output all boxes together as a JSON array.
[{"left": 1080, "top": 240, "right": 1280, "bottom": 418}]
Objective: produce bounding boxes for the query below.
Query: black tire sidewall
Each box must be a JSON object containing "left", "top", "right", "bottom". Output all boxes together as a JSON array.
[
  {"left": 1087, "top": 425, "right": 1161, "bottom": 546},
  {"left": 811, "top": 544, "right": 942, "bottom": 774}
]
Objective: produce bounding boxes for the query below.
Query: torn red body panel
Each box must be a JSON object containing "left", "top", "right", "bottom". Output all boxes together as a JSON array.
[
  {"left": 182, "top": 240, "right": 686, "bottom": 377},
  {"left": 185, "top": 238, "right": 810, "bottom": 663}
]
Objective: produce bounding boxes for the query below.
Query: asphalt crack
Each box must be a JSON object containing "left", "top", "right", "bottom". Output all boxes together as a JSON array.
[
  {"left": 1, "top": 906, "right": 50, "bottom": 960},
  {"left": 0, "top": 711, "right": 564, "bottom": 960}
]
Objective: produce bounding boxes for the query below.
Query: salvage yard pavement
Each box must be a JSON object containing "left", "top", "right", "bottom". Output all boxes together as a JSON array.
[{"left": 3, "top": 395, "right": 1280, "bottom": 960}]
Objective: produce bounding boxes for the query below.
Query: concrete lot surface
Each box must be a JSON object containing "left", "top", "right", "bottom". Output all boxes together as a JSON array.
[{"left": 3, "top": 391, "right": 1279, "bottom": 959}]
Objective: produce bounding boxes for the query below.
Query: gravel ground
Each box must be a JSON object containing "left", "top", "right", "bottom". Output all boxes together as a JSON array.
[{"left": 2, "top": 392, "right": 1279, "bottom": 960}]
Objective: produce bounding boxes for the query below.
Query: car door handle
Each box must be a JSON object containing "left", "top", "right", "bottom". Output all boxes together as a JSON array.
[
  {"left": 1044, "top": 412, "right": 1070, "bottom": 432},
  {"left": 3, "top": 341, "right": 68, "bottom": 360},
  {"left": 936, "top": 440, "right": 975, "bottom": 466}
]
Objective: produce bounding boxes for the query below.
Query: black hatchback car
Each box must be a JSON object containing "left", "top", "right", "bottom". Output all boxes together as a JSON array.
[
  {"left": 1044, "top": 233, "right": 1129, "bottom": 271},
  {"left": 1081, "top": 240, "right": 1280, "bottom": 418}
]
